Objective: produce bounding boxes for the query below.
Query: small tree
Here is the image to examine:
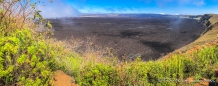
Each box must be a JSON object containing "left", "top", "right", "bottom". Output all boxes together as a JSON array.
[{"left": 0, "top": 0, "right": 52, "bottom": 34}]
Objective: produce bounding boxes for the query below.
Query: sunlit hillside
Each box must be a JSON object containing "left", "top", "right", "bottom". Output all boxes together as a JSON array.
[{"left": 162, "top": 14, "right": 218, "bottom": 59}]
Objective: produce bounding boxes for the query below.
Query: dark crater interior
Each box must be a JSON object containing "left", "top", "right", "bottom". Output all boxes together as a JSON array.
[{"left": 50, "top": 17, "right": 205, "bottom": 60}]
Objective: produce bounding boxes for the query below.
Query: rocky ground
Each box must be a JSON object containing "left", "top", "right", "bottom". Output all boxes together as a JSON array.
[{"left": 50, "top": 17, "right": 205, "bottom": 60}]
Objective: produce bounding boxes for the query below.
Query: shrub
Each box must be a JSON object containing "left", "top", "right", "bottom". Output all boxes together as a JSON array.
[
  {"left": 0, "top": 29, "right": 58, "bottom": 85},
  {"left": 0, "top": 0, "right": 57, "bottom": 85},
  {"left": 78, "top": 63, "right": 118, "bottom": 86}
]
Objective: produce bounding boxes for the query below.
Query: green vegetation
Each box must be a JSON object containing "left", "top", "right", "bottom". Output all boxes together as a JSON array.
[
  {"left": 61, "top": 43, "right": 218, "bottom": 86},
  {"left": 0, "top": 29, "right": 56, "bottom": 85},
  {"left": 0, "top": 0, "right": 57, "bottom": 85},
  {"left": 1, "top": 0, "right": 218, "bottom": 86}
]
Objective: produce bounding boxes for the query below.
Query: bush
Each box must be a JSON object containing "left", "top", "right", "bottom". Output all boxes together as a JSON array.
[
  {"left": 0, "top": 0, "right": 57, "bottom": 85},
  {"left": 0, "top": 29, "right": 57, "bottom": 85},
  {"left": 78, "top": 63, "right": 118, "bottom": 86}
]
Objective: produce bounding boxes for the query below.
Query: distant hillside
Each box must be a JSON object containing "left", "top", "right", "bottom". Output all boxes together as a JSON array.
[
  {"left": 162, "top": 14, "right": 218, "bottom": 59},
  {"left": 183, "top": 14, "right": 218, "bottom": 49},
  {"left": 80, "top": 13, "right": 201, "bottom": 19}
]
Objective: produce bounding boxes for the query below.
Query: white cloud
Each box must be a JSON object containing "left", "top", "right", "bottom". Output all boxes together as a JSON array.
[
  {"left": 139, "top": 0, "right": 206, "bottom": 7},
  {"left": 193, "top": 0, "right": 205, "bottom": 6},
  {"left": 176, "top": 0, "right": 206, "bottom": 6}
]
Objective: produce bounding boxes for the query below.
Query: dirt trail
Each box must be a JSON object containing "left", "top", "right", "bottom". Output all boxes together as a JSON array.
[{"left": 53, "top": 70, "right": 78, "bottom": 86}]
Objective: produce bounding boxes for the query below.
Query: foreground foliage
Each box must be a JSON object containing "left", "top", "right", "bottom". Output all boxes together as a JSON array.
[
  {"left": 62, "top": 41, "right": 218, "bottom": 86},
  {"left": 0, "top": 0, "right": 55, "bottom": 85},
  {"left": 0, "top": 29, "right": 58, "bottom": 85}
]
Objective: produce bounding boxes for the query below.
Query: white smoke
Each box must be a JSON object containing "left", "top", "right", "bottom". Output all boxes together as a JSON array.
[{"left": 39, "top": 0, "right": 81, "bottom": 18}]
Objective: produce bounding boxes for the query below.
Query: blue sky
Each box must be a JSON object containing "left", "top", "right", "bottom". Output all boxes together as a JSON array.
[{"left": 40, "top": 0, "right": 218, "bottom": 18}]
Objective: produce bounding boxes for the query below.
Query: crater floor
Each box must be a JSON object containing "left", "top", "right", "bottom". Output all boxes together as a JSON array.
[{"left": 50, "top": 17, "right": 205, "bottom": 60}]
